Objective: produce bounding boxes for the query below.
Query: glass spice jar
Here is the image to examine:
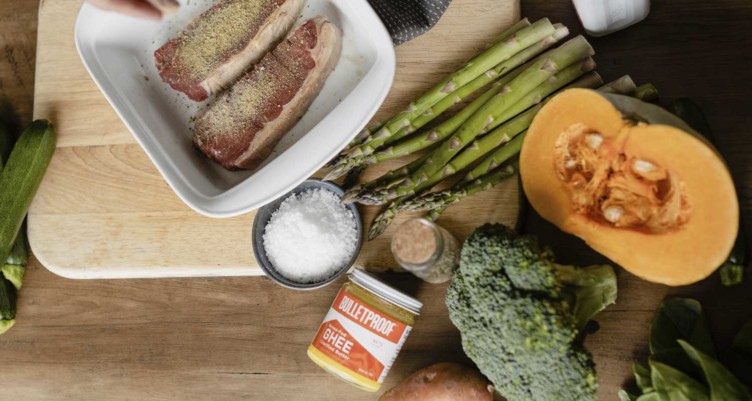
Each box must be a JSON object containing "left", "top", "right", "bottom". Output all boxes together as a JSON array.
[{"left": 390, "top": 218, "right": 460, "bottom": 284}]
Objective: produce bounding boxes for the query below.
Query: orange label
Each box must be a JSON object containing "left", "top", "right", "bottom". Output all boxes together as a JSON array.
[{"left": 310, "top": 289, "right": 411, "bottom": 383}]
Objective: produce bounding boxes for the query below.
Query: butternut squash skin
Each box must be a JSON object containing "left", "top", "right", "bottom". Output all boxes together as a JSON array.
[{"left": 520, "top": 89, "right": 738, "bottom": 286}]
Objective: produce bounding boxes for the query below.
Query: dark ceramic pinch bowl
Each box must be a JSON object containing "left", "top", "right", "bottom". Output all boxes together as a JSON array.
[{"left": 252, "top": 179, "right": 363, "bottom": 290}]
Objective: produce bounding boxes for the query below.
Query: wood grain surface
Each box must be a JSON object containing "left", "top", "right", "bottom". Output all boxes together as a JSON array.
[
  {"left": 0, "top": 0, "right": 751, "bottom": 400},
  {"left": 28, "top": 0, "right": 521, "bottom": 278}
]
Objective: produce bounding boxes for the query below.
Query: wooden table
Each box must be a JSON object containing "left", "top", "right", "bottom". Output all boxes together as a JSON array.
[{"left": 1, "top": 0, "right": 752, "bottom": 400}]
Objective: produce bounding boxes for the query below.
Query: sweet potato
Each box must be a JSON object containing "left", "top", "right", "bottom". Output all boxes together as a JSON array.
[{"left": 379, "top": 362, "right": 494, "bottom": 401}]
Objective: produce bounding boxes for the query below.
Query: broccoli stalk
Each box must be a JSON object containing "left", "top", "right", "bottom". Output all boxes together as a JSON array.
[{"left": 446, "top": 224, "right": 617, "bottom": 401}]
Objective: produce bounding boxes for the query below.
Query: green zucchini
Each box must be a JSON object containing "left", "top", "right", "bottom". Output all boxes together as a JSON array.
[
  {"left": 0, "top": 122, "right": 29, "bottom": 266},
  {"left": 669, "top": 98, "right": 748, "bottom": 286},
  {"left": 0, "top": 120, "right": 56, "bottom": 264}
]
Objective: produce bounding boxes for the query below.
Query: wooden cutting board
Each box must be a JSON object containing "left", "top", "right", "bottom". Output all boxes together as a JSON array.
[{"left": 29, "top": 0, "right": 520, "bottom": 279}]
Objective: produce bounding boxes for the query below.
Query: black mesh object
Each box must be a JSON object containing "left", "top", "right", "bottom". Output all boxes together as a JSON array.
[{"left": 367, "top": 0, "right": 453, "bottom": 45}]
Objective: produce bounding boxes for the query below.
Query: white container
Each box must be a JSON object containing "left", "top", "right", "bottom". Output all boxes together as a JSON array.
[
  {"left": 573, "top": 0, "right": 650, "bottom": 37},
  {"left": 75, "top": 0, "right": 396, "bottom": 218}
]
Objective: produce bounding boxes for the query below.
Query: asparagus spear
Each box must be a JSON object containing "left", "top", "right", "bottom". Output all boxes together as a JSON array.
[
  {"left": 399, "top": 162, "right": 519, "bottom": 212},
  {"left": 464, "top": 131, "right": 526, "bottom": 181},
  {"left": 404, "top": 36, "right": 594, "bottom": 188},
  {"left": 599, "top": 75, "right": 637, "bottom": 94},
  {"left": 342, "top": 153, "right": 432, "bottom": 203},
  {"left": 325, "top": 23, "right": 568, "bottom": 180},
  {"left": 356, "top": 57, "right": 596, "bottom": 205},
  {"left": 344, "top": 122, "right": 384, "bottom": 151},
  {"left": 487, "top": 18, "right": 532, "bottom": 46},
  {"left": 368, "top": 200, "right": 404, "bottom": 240}
]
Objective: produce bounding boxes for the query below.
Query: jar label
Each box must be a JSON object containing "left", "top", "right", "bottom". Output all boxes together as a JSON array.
[{"left": 311, "top": 288, "right": 411, "bottom": 383}]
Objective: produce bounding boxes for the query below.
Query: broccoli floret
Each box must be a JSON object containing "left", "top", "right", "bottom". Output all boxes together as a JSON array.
[{"left": 446, "top": 224, "right": 617, "bottom": 401}]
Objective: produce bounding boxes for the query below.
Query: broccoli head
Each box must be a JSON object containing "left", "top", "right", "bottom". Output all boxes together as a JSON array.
[{"left": 446, "top": 224, "right": 617, "bottom": 401}]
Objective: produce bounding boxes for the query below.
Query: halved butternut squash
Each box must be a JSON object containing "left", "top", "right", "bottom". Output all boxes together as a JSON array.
[{"left": 520, "top": 88, "right": 738, "bottom": 286}]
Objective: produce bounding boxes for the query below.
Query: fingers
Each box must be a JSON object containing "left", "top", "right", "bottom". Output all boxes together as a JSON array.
[{"left": 87, "top": 0, "right": 164, "bottom": 20}]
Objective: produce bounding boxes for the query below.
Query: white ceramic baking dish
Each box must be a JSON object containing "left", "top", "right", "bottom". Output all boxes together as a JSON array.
[{"left": 75, "top": 0, "right": 395, "bottom": 217}]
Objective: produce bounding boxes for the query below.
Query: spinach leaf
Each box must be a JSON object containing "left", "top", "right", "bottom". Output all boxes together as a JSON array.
[
  {"left": 650, "top": 359, "right": 710, "bottom": 401},
  {"left": 619, "top": 389, "right": 639, "bottom": 401},
  {"left": 650, "top": 298, "right": 715, "bottom": 358},
  {"left": 651, "top": 349, "right": 702, "bottom": 379},
  {"left": 633, "top": 362, "right": 654, "bottom": 392},
  {"left": 679, "top": 340, "right": 752, "bottom": 401}
]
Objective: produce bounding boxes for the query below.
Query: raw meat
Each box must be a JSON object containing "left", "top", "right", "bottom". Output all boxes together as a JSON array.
[
  {"left": 155, "top": 0, "right": 304, "bottom": 101},
  {"left": 193, "top": 16, "right": 343, "bottom": 170}
]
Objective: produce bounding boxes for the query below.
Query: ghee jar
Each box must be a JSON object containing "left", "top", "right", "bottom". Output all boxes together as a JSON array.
[{"left": 307, "top": 269, "right": 422, "bottom": 392}]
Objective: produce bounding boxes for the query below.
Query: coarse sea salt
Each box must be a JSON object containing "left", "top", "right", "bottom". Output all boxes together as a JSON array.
[{"left": 263, "top": 188, "right": 359, "bottom": 283}]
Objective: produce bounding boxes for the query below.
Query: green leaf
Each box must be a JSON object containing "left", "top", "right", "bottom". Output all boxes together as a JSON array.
[
  {"left": 620, "top": 389, "right": 639, "bottom": 401},
  {"left": 636, "top": 393, "right": 661, "bottom": 401},
  {"left": 651, "top": 349, "right": 702, "bottom": 379},
  {"left": 650, "top": 359, "right": 710, "bottom": 401},
  {"left": 678, "top": 340, "right": 752, "bottom": 401},
  {"left": 650, "top": 298, "right": 715, "bottom": 357},
  {"left": 720, "top": 263, "right": 745, "bottom": 287},
  {"left": 634, "top": 362, "right": 654, "bottom": 392}
]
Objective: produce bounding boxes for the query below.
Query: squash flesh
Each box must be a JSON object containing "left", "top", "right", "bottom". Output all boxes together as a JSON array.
[
  {"left": 553, "top": 122, "right": 691, "bottom": 232},
  {"left": 521, "top": 89, "right": 738, "bottom": 286}
]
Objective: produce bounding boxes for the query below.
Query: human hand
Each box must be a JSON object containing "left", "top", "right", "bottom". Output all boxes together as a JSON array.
[{"left": 87, "top": 0, "right": 180, "bottom": 20}]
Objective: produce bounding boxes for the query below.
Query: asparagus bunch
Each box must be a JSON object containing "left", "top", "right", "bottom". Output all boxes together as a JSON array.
[{"left": 325, "top": 19, "right": 564, "bottom": 181}]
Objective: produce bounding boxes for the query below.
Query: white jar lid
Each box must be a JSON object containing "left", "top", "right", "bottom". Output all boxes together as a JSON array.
[{"left": 350, "top": 269, "right": 423, "bottom": 315}]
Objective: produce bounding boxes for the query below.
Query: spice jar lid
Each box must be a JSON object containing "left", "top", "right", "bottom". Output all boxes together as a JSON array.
[{"left": 349, "top": 269, "right": 423, "bottom": 315}]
